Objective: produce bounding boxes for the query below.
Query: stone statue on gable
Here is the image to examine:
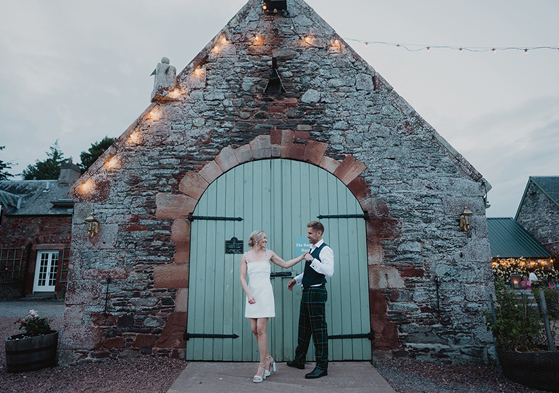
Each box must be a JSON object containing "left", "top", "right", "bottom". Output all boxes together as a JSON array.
[{"left": 150, "top": 57, "right": 177, "bottom": 101}]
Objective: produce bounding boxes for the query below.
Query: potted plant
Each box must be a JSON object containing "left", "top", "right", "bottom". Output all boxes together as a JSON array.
[
  {"left": 5, "top": 309, "right": 58, "bottom": 373},
  {"left": 487, "top": 282, "right": 559, "bottom": 392}
]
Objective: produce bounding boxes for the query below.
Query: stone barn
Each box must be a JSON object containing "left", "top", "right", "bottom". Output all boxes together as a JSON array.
[
  {"left": 516, "top": 176, "right": 559, "bottom": 264},
  {"left": 61, "top": 0, "right": 495, "bottom": 364}
]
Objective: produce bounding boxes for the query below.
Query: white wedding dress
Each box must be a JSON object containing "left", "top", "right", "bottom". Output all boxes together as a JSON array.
[{"left": 245, "top": 251, "right": 275, "bottom": 318}]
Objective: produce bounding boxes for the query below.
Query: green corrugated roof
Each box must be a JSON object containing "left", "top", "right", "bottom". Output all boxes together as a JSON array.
[{"left": 487, "top": 217, "right": 554, "bottom": 258}]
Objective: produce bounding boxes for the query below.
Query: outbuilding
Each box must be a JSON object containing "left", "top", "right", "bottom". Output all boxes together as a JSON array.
[{"left": 61, "top": 0, "right": 494, "bottom": 364}]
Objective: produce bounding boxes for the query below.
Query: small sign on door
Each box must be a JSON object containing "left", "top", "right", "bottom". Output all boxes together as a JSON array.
[{"left": 294, "top": 237, "right": 311, "bottom": 256}]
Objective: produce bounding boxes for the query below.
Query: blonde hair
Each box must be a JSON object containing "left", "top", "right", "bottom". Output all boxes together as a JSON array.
[{"left": 248, "top": 230, "right": 266, "bottom": 247}]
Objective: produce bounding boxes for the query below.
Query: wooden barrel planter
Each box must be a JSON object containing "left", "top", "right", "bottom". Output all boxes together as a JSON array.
[
  {"left": 497, "top": 346, "right": 559, "bottom": 392},
  {"left": 5, "top": 331, "right": 58, "bottom": 373}
]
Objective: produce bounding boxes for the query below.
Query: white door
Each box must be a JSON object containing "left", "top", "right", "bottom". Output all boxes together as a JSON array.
[{"left": 33, "top": 251, "right": 59, "bottom": 292}]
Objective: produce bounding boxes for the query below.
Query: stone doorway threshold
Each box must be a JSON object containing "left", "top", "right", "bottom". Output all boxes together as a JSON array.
[{"left": 167, "top": 361, "right": 396, "bottom": 393}]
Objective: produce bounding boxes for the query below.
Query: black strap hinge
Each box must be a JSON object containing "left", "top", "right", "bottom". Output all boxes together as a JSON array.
[
  {"left": 184, "top": 333, "right": 239, "bottom": 341},
  {"left": 317, "top": 213, "right": 369, "bottom": 220},
  {"left": 188, "top": 215, "right": 243, "bottom": 222},
  {"left": 328, "top": 332, "right": 375, "bottom": 341}
]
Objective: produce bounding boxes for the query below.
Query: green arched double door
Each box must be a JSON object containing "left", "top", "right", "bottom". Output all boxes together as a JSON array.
[{"left": 185, "top": 159, "right": 371, "bottom": 361}]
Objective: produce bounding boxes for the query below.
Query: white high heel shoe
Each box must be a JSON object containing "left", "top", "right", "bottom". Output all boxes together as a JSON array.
[
  {"left": 253, "top": 363, "right": 266, "bottom": 383},
  {"left": 265, "top": 356, "right": 276, "bottom": 377}
]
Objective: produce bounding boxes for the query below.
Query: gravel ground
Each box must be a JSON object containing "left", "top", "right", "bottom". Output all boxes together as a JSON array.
[
  {"left": 0, "top": 310, "right": 547, "bottom": 393},
  {"left": 1, "top": 316, "right": 186, "bottom": 393},
  {"left": 374, "top": 355, "right": 547, "bottom": 393}
]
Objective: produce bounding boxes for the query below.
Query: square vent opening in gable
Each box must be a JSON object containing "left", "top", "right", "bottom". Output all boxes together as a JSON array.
[{"left": 263, "top": 0, "right": 287, "bottom": 14}]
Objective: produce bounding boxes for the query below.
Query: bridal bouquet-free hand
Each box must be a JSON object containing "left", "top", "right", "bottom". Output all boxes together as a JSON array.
[{"left": 13, "top": 309, "right": 54, "bottom": 338}]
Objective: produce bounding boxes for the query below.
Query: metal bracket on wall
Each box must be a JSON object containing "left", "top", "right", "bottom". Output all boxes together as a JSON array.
[
  {"left": 317, "top": 213, "right": 369, "bottom": 220},
  {"left": 183, "top": 333, "right": 239, "bottom": 341},
  {"left": 188, "top": 215, "right": 243, "bottom": 222},
  {"left": 328, "top": 332, "right": 375, "bottom": 340}
]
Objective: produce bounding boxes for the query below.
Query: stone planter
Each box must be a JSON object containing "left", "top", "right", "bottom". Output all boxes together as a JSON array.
[
  {"left": 497, "top": 346, "right": 559, "bottom": 392},
  {"left": 5, "top": 331, "right": 58, "bottom": 373}
]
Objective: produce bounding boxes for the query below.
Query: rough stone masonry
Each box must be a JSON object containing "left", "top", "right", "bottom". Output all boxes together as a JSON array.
[{"left": 62, "top": 0, "right": 495, "bottom": 364}]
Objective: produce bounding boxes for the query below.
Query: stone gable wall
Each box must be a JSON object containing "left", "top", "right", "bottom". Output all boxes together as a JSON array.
[
  {"left": 517, "top": 181, "right": 559, "bottom": 260},
  {"left": 62, "top": 0, "right": 494, "bottom": 364}
]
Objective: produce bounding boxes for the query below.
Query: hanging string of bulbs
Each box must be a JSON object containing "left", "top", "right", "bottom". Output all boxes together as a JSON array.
[{"left": 344, "top": 39, "right": 559, "bottom": 54}]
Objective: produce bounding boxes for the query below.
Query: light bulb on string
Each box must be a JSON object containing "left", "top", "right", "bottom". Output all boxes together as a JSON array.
[
  {"left": 524, "top": 48, "right": 528, "bottom": 55},
  {"left": 459, "top": 48, "right": 463, "bottom": 53},
  {"left": 426, "top": 47, "right": 430, "bottom": 52},
  {"left": 396, "top": 44, "right": 400, "bottom": 50},
  {"left": 492, "top": 48, "right": 496, "bottom": 54}
]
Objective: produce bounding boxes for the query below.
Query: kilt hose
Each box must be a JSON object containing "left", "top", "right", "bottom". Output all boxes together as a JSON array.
[{"left": 294, "top": 285, "right": 328, "bottom": 369}]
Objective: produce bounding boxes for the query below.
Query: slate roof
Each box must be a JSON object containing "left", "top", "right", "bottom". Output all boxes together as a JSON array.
[
  {"left": 487, "top": 217, "right": 554, "bottom": 258},
  {"left": 531, "top": 176, "right": 559, "bottom": 207},
  {"left": 0, "top": 180, "right": 73, "bottom": 216}
]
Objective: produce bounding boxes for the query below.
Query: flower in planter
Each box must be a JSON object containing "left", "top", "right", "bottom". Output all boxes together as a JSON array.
[{"left": 13, "top": 310, "right": 54, "bottom": 338}]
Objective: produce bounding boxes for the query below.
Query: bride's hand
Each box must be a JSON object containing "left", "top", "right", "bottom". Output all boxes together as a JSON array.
[{"left": 248, "top": 295, "right": 256, "bottom": 304}]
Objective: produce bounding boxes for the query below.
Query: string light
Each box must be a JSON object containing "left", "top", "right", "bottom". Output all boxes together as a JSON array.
[
  {"left": 128, "top": 131, "right": 140, "bottom": 144},
  {"left": 148, "top": 108, "right": 160, "bottom": 120},
  {"left": 81, "top": 180, "right": 93, "bottom": 194},
  {"left": 344, "top": 38, "right": 559, "bottom": 54},
  {"left": 105, "top": 157, "right": 118, "bottom": 169},
  {"left": 169, "top": 88, "right": 181, "bottom": 99},
  {"left": 194, "top": 67, "right": 204, "bottom": 77}
]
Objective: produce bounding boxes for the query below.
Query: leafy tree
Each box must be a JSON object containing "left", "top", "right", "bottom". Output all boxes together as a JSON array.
[
  {"left": 22, "top": 141, "right": 66, "bottom": 180},
  {"left": 0, "top": 146, "right": 14, "bottom": 180},
  {"left": 78, "top": 136, "right": 116, "bottom": 173}
]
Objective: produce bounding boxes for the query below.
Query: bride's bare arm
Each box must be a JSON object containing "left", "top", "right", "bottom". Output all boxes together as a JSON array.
[
  {"left": 270, "top": 251, "right": 305, "bottom": 269},
  {"left": 240, "top": 254, "right": 255, "bottom": 304}
]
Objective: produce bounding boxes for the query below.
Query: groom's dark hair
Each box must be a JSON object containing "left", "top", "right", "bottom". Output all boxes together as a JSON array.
[{"left": 307, "top": 221, "right": 324, "bottom": 234}]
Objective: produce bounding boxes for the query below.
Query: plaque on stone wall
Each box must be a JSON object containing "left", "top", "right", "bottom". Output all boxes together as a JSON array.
[{"left": 225, "top": 237, "right": 244, "bottom": 254}]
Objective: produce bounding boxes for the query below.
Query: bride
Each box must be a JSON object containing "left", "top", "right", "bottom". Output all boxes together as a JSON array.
[{"left": 240, "top": 230, "right": 306, "bottom": 383}]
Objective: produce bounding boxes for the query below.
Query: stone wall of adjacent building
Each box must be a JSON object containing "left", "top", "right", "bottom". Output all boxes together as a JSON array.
[
  {"left": 0, "top": 215, "right": 72, "bottom": 298},
  {"left": 61, "top": 0, "right": 494, "bottom": 364},
  {"left": 517, "top": 181, "right": 559, "bottom": 260}
]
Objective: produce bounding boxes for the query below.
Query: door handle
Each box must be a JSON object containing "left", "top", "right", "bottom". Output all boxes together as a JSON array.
[{"left": 270, "top": 272, "right": 293, "bottom": 278}]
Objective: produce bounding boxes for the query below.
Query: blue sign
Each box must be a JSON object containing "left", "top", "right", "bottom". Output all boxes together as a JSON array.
[{"left": 294, "top": 237, "right": 311, "bottom": 256}]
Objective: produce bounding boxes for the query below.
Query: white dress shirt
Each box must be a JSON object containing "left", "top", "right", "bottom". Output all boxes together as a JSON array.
[{"left": 294, "top": 239, "right": 334, "bottom": 287}]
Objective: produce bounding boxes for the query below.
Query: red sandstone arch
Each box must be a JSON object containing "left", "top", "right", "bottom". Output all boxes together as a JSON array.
[{"left": 153, "top": 131, "right": 402, "bottom": 350}]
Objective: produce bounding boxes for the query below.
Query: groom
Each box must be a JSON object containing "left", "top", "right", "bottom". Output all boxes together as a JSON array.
[{"left": 287, "top": 221, "right": 334, "bottom": 379}]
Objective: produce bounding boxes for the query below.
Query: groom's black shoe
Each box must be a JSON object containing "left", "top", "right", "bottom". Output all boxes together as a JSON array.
[
  {"left": 305, "top": 367, "right": 328, "bottom": 379},
  {"left": 286, "top": 360, "right": 305, "bottom": 369}
]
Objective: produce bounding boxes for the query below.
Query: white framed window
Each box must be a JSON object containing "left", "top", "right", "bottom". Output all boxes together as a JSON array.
[{"left": 33, "top": 251, "right": 59, "bottom": 293}]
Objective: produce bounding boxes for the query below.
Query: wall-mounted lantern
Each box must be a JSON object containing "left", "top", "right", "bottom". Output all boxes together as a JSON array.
[
  {"left": 85, "top": 213, "right": 99, "bottom": 237},
  {"left": 459, "top": 207, "right": 473, "bottom": 232}
]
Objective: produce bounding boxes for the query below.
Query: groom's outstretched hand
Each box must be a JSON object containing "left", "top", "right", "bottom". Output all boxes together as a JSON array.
[{"left": 287, "top": 279, "right": 296, "bottom": 291}]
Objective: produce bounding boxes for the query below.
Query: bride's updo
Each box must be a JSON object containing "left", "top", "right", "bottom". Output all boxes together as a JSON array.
[{"left": 248, "top": 230, "right": 266, "bottom": 247}]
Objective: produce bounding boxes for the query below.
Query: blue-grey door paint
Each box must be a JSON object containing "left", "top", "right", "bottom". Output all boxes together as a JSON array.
[{"left": 186, "top": 159, "right": 371, "bottom": 361}]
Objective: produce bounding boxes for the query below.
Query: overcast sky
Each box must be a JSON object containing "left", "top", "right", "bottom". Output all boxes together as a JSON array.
[{"left": 1, "top": 0, "right": 557, "bottom": 218}]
